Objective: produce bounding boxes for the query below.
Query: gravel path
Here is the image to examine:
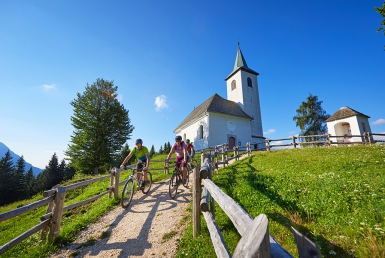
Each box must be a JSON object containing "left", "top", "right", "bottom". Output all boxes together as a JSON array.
[{"left": 50, "top": 178, "right": 192, "bottom": 258}]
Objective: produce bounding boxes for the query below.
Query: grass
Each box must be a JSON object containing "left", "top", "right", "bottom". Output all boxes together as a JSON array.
[
  {"left": 2, "top": 146, "right": 383, "bottom": 257},
  {"left": 175, "top": 145, "right": 385, "bottom": 258},
  {"left": 0, "top": 154, "right": 173, "bottom": 258}
]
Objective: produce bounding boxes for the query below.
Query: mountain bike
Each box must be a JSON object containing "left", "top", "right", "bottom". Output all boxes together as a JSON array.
[
  {"left": 121, "top": 165, "right": 152, "bottom": 208},
  {"left": 168, "top": 160, "right": 189, "bottom": 199}
]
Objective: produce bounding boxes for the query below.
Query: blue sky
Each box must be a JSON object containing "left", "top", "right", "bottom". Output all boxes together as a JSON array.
[{"left": 1, "top": 0, "right": 384, "bottom": 169}]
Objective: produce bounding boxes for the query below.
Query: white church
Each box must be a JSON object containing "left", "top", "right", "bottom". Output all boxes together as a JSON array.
[{"left": 173, "top": 45, "right": 264, "bottom": 150}]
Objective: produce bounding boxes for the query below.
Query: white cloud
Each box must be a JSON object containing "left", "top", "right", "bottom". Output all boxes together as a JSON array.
[
  {"left": 372, "top": 119, "right": 385, "bottom": 125},
  {"left": 263, "top": 129, "right": 276, "bottom": 135},
  {"left": 42, "top": 84, "right": 56, "bottom": 90},
  {"left": 154, "top": 95, "right": 168, "bottom": 112}
]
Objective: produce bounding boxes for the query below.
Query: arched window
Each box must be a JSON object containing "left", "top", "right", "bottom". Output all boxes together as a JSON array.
[
  {"left": 247, "top": 77, "right": 252, "bottom": 87},
  {"left": 231, "top": 80, "right": 236, "bottom": 91},
  {"left": 199, "top": 125, "right": 203, "bottom": 139}
]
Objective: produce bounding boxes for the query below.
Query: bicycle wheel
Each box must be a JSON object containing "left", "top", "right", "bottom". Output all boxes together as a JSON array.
[
  {"left": 141, "top": 171, "right": 152, "bottom": 194},
  {"left": 168, "top": 173, "right": 179, "bottom": 199},
  {"left": 121, "top": 178, "right": 134, "bottom": 208}
]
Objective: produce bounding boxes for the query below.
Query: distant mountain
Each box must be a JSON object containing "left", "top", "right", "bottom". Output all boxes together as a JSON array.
[{"left": 0, "top": 142, "right": 43, "bottom": 176}]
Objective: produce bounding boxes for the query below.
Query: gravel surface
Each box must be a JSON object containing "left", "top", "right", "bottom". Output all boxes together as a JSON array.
[{"left": 50, "top": 179, "right": 192, "bottom": 258}]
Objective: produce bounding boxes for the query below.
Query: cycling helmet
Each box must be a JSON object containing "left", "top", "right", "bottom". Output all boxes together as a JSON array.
[
  {"left": 135, "top": 139, "right": 143, "bottom": 145},
  {"left": 175, "top": 135, "right": 182, "bottom": 142},
  {"left": 186, "top": 139, "right": 190, "bottom": 143}
]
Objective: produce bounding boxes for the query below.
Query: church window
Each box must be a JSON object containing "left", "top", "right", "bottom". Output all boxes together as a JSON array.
[
  {"left": 231, "top": 80, "right": 236, "bottom": 91},
  {"left": 247, "top": 77, "right": 252, "bottom": 87},
  {"left": 199, "top": 125, "right": 203, "bottom": 140}
]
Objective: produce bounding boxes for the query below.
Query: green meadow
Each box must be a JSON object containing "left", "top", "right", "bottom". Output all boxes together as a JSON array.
[
  {"left": 1, "top": 145, "right": 384, "bottom": 257},
  {"left": 176, "top": 145, "right": 385, "bottom": 258}
]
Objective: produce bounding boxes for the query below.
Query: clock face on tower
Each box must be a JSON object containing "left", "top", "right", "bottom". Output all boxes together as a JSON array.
[{"left": 227, "top": 121, "right": 236, "bottom": 131}]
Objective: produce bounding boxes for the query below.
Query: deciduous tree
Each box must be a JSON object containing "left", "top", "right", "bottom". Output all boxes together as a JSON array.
[
  {"left": 66, "top": 78, "right": 134, "bottom": 174},
  {"left": 375, "top": 1, "right": 385, "bottom": 50}
]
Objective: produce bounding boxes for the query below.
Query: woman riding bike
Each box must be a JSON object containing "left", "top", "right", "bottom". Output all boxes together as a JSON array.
[{"left": 165, "top": 135, "right": 188, "bottom": 184}]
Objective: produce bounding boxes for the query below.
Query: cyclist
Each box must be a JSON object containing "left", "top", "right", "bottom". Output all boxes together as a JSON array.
[
  {"left": 165, "top": 135, "right": 188, "bottom": 184},
  {"left": 186, "top": 139, "right": 196, "bottom": 168},
  {"left": 120, "top": 139, "right": 150, "bottom": 189}
]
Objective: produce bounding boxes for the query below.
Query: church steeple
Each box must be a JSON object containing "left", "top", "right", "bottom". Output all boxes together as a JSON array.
[
  {"left": 225, "top": 44, "right": 258, "bottom": 81},
  {"left": 233, "top": 45, "right": 248, "bottom": 70}
]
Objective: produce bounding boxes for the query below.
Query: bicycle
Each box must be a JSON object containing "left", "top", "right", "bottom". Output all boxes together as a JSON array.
[
  {"left": 121, "top": 165, "right": 152, "bottom": 208},
  {"left": 168, "top": 160, "right": 189, "bottom": 199}
]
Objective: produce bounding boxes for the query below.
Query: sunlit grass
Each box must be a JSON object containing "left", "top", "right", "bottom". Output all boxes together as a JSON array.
[{"left": 176, "top": 145, "right": 385, "bottom": 258}]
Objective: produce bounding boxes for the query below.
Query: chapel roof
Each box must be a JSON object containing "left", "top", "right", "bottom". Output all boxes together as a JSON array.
[
  {"left": 174, "top": 93, "right": 252, "bottom": 132},
  {"left": 325, "top": 106, "right": 370, "bottom": 122},
  {"left": 225, "top": 45, "right": 259, "bottom": 80}
]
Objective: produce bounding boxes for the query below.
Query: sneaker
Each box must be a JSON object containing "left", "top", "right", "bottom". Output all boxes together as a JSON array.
[
  {"left": 191, "top": 164, "right": 195, "bottom": 169},
  {"left": 140, "top": 181, "right": 146, "bottom": 189},
  {"left": 182, "top": 179, "right": 187, "bottom": 185}
]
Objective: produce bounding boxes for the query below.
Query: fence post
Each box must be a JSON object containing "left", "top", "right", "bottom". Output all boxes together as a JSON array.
[
  {"left": 48, "top": 186, "right": 66, "bottom": 242},
  {"left": 215, "top": 146, "right": 219, "bottom": 171},
  {"left": 292, "top": 136, "right": 296, "bottom": 149},
  {"left": 41, "top": 190, "right": 56, "bottom": 241},
  {"left": 114, "top": 168, "right": 120, "bottom": 199},
  {"left": 234, "top": 146, "right": 238, "bottom": 161},
  {"left": 326, "top": 134, "right": 331, "bottom": 147},
  {"left": 193, "top": 164, "right": 201, "bottom": 237},
  {"left": 164, "top": 159, "right": 168, "bottom": 174},
  {"left": 265, "top": 138, "right": 270, "bottom": 152},
  {"left": 247, "top": 142, "right": 250, "bottom": 156},
  {"left": 201, "top": 150, "right": 206, "bottom": 165},
  {"left": 109, "top": 168, "right": 114, "bottom": 198}
]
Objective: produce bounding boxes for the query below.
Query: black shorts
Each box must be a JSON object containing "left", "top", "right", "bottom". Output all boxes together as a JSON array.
[{"left": 136, "top": 159, "right": 147, "bottom": 172}]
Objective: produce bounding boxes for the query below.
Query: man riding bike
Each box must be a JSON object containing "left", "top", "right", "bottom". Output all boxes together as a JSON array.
[
  {"left": 186, "top": 139, "right": 195, "bottom": 168},
  {"left": 120, "top": 139, "right": 150, "bottom": 189}
]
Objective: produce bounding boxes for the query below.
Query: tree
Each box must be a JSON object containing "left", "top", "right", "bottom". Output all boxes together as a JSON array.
[
  {"left": 114, "top": 143, "right": 134, "bottom": 167},
  {"left": 375, "top": 1, "right": 385, "bottom": 50},
  {"left": 65, "top": 78, "right": 134, "bottom": 174},
  {"left": 159, "top": 145, "right": 163, "bottom": 154},
  {"left": 293, "top": 94, "right": 330, "bottom": 140},
  {"left": 24, "top": 167, "right": 35, "bottom": 198},
  {"left": 149, "top": 145, "right": 156, "bottom": 157},
  {"left": 0, "top": 151, "right": 15, "bottom": 206},
  {"left": 13, "top": 156, "right": 27, "bottom": 201}
]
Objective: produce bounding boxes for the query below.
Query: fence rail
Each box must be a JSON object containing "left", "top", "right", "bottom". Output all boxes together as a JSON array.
[
  {"left": 0, "top": 159, "right": 166, "bottom": 255},
  {"left": 251, "top": 132, "right": 385, "bottom": 151},
  {"left": 192, "top": 154, "right": 322, "bottom": 257}
]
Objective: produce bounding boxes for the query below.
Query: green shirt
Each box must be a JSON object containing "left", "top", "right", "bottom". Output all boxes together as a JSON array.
[{"left": 129, "top": 146, "right": 149, "bottom": 161}]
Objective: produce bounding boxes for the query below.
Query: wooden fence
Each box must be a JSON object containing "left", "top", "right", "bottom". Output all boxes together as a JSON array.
[
  {"left": 192, "top": 150, "right": 322, "bottom": 258},
  {"left": 0, "top": 159, "right": 167, "bottom": 255},
  {"left": 251, "top": 132, "right": 385, "bottom": 152}
]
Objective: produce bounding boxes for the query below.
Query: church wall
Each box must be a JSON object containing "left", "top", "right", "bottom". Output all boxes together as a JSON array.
[
  {"left": 208, "top": 113, "right": 252, "bottom": 148},
  {"left": 177, "top": 115, "right": 209, "bottom": 151}
]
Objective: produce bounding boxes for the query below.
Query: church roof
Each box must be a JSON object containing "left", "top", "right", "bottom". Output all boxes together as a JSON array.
[
  {"left": 225, "top": 45, "right": 259, "bottom": 80},
  {"left": 325, "top": 106, "right": 370, "bottom": 122},
  {"left": 174, "top": 93, "right": 252, "bottom": 132}
]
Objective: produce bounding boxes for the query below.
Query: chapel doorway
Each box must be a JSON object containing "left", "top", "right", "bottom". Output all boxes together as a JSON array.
[{"left": 228, "top": 137, "right": 235, "bottom": 149}]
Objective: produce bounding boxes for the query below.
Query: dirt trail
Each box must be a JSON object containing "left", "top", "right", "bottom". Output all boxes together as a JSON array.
[{"left": 50, "top": 180, "right": 192, "bottom": 258}]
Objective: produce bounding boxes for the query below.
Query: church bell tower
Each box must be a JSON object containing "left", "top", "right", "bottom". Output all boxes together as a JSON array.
[{"left": 225, "top": 44, "right": 264, "bottom": 142}]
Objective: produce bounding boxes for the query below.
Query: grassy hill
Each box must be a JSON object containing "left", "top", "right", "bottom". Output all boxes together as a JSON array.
[
  {"left": 1, "top": 147, "right": 384, "bottom": 257},
  {"left": 176, "top": 145, "right": 385, "bottom": 258}
]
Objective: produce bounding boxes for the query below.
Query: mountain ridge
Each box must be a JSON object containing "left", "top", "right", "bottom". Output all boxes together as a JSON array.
[{"left": 0, "top": 142, "right": 43, "bottom": 176}]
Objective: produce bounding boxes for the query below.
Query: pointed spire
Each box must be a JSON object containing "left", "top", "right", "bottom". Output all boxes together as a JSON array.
[{"left": 233, "top": 43, "right": 248, "bottom": 70}]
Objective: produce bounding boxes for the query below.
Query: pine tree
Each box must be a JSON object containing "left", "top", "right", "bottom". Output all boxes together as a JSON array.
[
  {"left": 24, "top": 167, "right": 35, "bottom": 198},
  {"left": 0, "top": 151, "right": 15, "bottom": 206},
  {"left": 13, "top": 156, "right": 27, "bottom": 201},
  {"left": 293, "top": 93, "right": 330, "bottom": 141},
  {"left": 163, "top": 143, "right": 167, "bottom": 154},
  {"left": 149, "top": 145, "right": 155, "bottom": 157},
  {"left": 65, "top": 78, "right": 134, "bottom": 175},
  {"left": 46, "top": 153, "right": 60, "bottom": 188},
  {"left": 159, "top": 146, "right": 163, "bottom": 154},
  {"left": 114, "top": 143, "right": 133, "bottom": 167},
  {"left": 166, "top": 141, "right": 171, "bottom": 154}
]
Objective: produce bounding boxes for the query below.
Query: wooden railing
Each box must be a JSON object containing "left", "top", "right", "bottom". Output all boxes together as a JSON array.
[
  {"left": 0, "top": 159, "right": 167, "bottom": 255},
  {"left": 251, "top": 132, "right": 385, "bottom": 151},
  {"left": 192, "top": 153, "right": 322, "bottom": 258}
]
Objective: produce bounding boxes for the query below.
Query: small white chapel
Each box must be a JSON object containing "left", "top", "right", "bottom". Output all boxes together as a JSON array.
[{"left": 173, "top": 45, "right": 264, "bottom": 150}]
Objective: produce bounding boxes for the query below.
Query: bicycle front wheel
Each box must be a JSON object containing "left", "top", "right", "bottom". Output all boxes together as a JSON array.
[
  {"left": 121, "top": 178, "right": 134, "bottom": 208},
  {"left": 142, "top": 172, "right": 152, "bottom": 194},
  {"left": 168, "top": 173, "right": 178, "bottom": 199}
]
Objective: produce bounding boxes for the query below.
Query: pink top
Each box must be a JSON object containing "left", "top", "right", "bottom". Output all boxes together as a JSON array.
[{"left": 172, "top": 141, "right": 186, "bottom": 157}]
